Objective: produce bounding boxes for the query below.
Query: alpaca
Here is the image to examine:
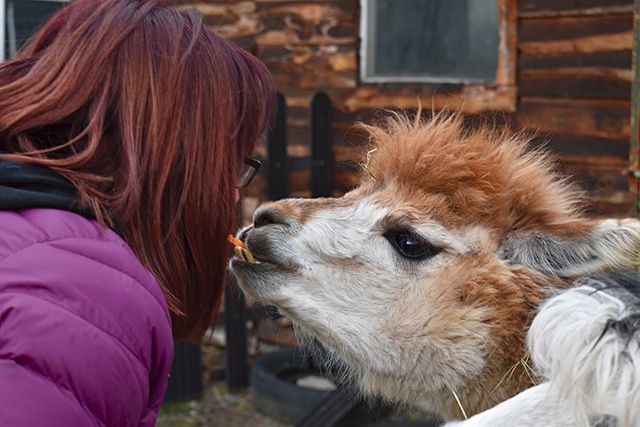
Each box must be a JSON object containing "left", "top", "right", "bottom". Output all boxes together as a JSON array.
[
  {"left": 446, "top": 271, "right": 640, "bottom": 426},
  {"left": 229, "top": 112, "right": 640, "bottom": 425}
]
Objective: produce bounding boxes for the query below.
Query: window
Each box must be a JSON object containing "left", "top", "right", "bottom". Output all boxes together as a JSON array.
[
  {"left": 1, "top": 0, "right": 69, "bottom": 61},
  {"left": 358, "top": 0, "right": 516, "bottom": 112},
  {"left": 361, "top": 0, "right": 499, "bottom": 83}
]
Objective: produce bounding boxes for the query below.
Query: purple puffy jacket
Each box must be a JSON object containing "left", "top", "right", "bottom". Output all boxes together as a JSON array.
[{"left": 0, "top": 207, "right": 174, "bottom": 426}]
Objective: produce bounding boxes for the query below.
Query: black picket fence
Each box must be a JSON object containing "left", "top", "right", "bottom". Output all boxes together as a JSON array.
[
  {"left": 225, "top": 91, "right": 335, "bottom": 391},
  {"left": 164, "top": 92, "right": 334, "bottom": 402}
]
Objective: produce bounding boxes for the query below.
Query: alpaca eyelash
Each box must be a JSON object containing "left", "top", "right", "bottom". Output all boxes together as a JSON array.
[{"left": 383, "top": 228, "right": 441, "bottom": 261}]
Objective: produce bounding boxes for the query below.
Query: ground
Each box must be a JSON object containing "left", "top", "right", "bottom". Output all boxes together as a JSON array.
[
  {"left": 156, "top": 317, "right": 439, "bottom": 427},
  {"left": 157, "top": 382, "right": 290, "bottom": 427}
]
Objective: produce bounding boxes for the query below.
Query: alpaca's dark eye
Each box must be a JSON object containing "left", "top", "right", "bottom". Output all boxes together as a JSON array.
[{"left": 384, "top": 230, "right": 441, "bottom": 260}]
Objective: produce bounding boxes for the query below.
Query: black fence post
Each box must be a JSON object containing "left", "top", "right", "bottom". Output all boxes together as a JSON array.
[
  {"left": 269, "top": 93, "right": 290, "bottom": 200},
  {"left": 163, "top": 341, "right": 204, "bottom": 403},
  {"left": 310, "top": 93, "right": 333, "bottom": 198},
  {"left": 224, "top": 272, "right": 249, "bottom": 391}
]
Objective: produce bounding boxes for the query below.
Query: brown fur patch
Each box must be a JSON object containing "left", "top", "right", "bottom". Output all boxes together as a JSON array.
[
  {"left": 377, "top": 250, "right": 561, "bottom": 418},
  {"left": 357, "top": 112, "right": 590, "bottom": 238}
]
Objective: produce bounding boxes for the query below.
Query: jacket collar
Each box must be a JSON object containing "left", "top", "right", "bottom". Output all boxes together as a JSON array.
[{"left": 0, "top": 154, "right": 93, "bottom": 218}]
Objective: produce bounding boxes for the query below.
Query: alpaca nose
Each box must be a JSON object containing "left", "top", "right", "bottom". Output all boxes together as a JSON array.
[{"left": 253, "top": 204, "right": 292, "bottom": 229}]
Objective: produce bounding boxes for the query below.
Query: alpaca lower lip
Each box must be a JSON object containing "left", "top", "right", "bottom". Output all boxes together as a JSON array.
[
  {"left": 230, "top": 250, "right": 296, "bottom": 273},
  {"left": 230, "top": 257, "right": 285, "bottom": 278}
]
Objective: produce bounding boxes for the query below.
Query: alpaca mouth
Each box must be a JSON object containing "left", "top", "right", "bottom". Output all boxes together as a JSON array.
[
  {"left": 233, "top": 245, "right": 261, "bottom": 264},
  {"left": 228, "top": 234, "right": 261, "bottom": 264},
  {"left": 228, "top": 233, "right": 299, "bottom": 273}
]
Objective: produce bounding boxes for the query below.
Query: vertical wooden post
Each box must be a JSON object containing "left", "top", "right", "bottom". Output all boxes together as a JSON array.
[
  {"left": 164, "top": 342, "right": 203, "bottom": 402},
  {"left": 310, "top": 93, "right": 333, "bottom": 198},
  {"left": 224, "top": 272, "right": 249, "bottom": 391},
  {"left": 631, "top": 0, "right": 640, "bottom": 215},
  {"left": 269, "top": 93, "right": 289, "bottom": 200}
]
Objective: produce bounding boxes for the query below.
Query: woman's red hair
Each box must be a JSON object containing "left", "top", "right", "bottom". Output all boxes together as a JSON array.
[{"left": 0, "top": 0, "right": 275, "bottom": 341}]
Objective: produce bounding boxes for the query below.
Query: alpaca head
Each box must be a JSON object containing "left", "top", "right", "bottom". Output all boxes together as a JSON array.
[{"left": 229, "top": 113, "right": 640, "bottom": 420}]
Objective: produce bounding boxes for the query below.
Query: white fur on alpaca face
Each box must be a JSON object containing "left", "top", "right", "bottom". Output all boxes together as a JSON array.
[{"left": 231, "top": 188, "right": 497, "bottom": 404}]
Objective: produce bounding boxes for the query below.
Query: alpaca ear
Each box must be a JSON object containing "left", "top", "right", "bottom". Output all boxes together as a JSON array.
[{"left": 496, "top": 219, "right": 640, "bottom": 278}]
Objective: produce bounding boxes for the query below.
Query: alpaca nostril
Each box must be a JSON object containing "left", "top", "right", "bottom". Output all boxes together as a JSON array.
[
  {"left": 238, "top": 226, "right": 253, "bottom": 241},
  {"left": 253, "top": 206, "right": 290, "bottom": 229}
]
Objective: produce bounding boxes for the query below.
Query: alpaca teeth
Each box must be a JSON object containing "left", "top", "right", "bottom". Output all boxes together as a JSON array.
[
  {"left": 234, "top": 246, "right": 244, "bottom": 260},
  {"left": 234, "top": 246, "right": 259, "bottom": 264},
  {"left": 242, "top": 247, "right": 256, "bottom": 263}
]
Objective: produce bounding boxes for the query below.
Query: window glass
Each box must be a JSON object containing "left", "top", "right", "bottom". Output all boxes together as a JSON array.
[
  {"left": 361, "top": 0, "right": 499, "bottom": 83},
  {"left": 3, "top": 0, "right": 68, "bottom": 60}
]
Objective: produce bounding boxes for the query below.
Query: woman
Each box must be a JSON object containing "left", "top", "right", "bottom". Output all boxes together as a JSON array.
[{"left": 0, "top": 0, "right": 275, "bottom": 425}]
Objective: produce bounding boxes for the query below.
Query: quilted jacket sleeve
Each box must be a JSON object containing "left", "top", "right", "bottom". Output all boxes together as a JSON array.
[{"left": 0, "top": 209, "right": 174, "bottom": 427}]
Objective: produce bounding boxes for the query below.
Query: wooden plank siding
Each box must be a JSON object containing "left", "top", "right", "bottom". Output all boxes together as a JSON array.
[
  {"left": 631, "top": 0, "right": 640, "bottom": 215},
  {"left": 177, "top": 0, "right": 636, "bottom": 218},
  {"left": 515, "top": 0, "right": 634, "bottom": 216}
]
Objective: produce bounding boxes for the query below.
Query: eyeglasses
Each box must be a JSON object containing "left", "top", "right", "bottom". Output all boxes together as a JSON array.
[{"left": 237, "top": 157, "right": 261, "bottom": 188}]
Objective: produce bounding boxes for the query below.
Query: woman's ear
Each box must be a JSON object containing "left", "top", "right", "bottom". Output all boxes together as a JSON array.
[{"left": 496, "top": 219, "right": 640, "bottom": 278}]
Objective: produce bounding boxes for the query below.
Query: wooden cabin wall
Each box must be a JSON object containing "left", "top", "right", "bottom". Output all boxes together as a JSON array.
[
  {"left": 178, "top": 0, "right": 636, "bottom": 220},
  {"left": 516, "top": 0, "right": 633, "bottom": 216}
]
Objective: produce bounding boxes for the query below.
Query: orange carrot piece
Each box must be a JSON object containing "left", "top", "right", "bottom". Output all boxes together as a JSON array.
[{"left": 228, "top": 235, "right": 245, "bottom": 248}]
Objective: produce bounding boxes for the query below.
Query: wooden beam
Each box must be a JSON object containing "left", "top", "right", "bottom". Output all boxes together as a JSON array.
[{"left": 519, "top": 0, "right": 633, "bottom": 18}]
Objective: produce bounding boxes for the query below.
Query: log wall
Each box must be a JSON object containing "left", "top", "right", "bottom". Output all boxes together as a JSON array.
[
  {"left": 517, "top": 0, "right": 633, "bottom": 216},
  {"left": 177, "top": 0, "right": 636, "bottom": 218}
]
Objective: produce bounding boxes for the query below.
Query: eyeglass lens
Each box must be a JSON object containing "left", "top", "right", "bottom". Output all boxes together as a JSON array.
[{"left": 238, "top": 157, "right": 261, "bottom": 188}]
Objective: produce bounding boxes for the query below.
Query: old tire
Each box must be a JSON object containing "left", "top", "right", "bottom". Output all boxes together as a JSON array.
[{"left": 251, "top": 347, "right": 336, "bottom": 424}]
